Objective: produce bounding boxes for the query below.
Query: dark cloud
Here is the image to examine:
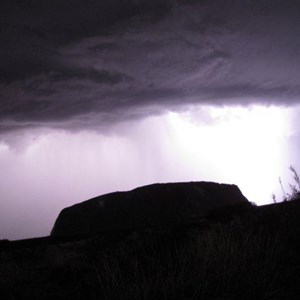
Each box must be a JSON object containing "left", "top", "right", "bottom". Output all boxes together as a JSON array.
[
  {"left": 0, "top": 0, "right": 171, "bottom": 82},
  {"left": 1, "top": 0, "right": 300, "bottom": 134}
]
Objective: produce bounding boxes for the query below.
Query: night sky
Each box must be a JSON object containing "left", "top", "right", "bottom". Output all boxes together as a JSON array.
[{"left": 1, "top": 0, "right": 300, "bottom": 240}]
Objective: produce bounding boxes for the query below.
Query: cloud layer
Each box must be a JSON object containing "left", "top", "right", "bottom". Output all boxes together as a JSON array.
[{"left": 1, "top": 0, "right": 300, "bottom": 134}]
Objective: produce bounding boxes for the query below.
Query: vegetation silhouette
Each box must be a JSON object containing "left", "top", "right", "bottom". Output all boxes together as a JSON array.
[{"left": 273, "top": 165, "right": 300, "bottom": 203}]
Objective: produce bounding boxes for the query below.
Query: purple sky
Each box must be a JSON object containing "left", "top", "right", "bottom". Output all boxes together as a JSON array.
[{"left": 1, "top": 0, "right": 300, "bottom": 240}]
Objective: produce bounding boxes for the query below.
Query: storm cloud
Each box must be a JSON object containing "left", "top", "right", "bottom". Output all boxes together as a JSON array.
[
  {"left": 2, "top": 0, "right": 300, "bottom": 239},
  {"left": 1, "top": 0, "right": 300, "bottom": 134}
]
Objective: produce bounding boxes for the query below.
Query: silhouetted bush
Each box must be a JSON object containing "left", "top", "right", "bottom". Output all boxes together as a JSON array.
[{"left": 277, "top": 165, "right": 300, "bottom": 202}]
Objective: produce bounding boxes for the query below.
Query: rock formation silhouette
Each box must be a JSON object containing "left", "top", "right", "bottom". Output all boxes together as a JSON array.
[{"left": 51, "top": 181, "right": 250, "bottom": 237}]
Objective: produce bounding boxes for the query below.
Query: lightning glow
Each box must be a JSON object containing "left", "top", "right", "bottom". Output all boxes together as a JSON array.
[{"left": 165, "top": 105, "right": 290, "bottom": 203}]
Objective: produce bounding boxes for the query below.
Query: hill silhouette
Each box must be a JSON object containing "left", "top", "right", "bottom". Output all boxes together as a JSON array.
[{"left": 51, "top": 181, "right": 250, "bottom": 237}]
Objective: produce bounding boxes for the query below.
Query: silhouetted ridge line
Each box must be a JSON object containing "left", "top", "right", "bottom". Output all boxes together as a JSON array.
[{"left": 51, "top": 181, "right": 250, "bottom": 237}]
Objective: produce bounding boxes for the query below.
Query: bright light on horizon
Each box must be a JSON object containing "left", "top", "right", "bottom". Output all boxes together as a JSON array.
[{"left": 165, "top": 105, "right": 290, "bottom": 204}]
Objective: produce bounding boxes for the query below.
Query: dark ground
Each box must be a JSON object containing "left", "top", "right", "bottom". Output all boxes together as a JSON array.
[{"left": 1, "top": 199, "right": 300, "bottom": 300}]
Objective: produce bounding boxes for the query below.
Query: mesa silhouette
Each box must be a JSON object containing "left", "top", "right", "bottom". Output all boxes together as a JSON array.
[{"left": 51, "top": 181, "right": 250, "bottom": 237}]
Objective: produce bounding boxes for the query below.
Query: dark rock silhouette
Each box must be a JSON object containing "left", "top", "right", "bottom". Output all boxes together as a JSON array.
[{"left": 51, "top": 181, "right": 250, "bottom": 237}]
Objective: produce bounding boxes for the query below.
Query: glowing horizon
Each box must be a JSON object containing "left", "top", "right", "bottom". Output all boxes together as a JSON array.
[{"left": 165, "top": 105, "right": 290, "bottom": 203}]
